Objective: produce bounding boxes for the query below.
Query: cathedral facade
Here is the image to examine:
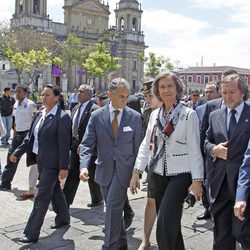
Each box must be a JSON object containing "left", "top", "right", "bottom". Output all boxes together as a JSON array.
[{"left": 10, "top": 0, "right": 146, "bottom": 92}]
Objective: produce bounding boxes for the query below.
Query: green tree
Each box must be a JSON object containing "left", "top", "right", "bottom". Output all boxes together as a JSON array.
[
  {"left": 141, "top": 52, "right": 174, "bottom": 78},
  {"left": 83, "top": 41, "right": 121, "bottom": 86},
  {"left": 58, "top": 33, "right": 90, "bottom": 87},
  {"left": 6, "top": 48, "right": 53, "bottom": 85}
]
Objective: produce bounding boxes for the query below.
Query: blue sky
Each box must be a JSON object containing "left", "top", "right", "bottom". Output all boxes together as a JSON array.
[{"left": 1, "top": 0, "right": 250, "bottom": 69}]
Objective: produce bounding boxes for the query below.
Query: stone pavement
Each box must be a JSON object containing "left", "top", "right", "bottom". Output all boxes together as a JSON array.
[{"left": 0, "top": 142, "right": 216, "bottom": 250}]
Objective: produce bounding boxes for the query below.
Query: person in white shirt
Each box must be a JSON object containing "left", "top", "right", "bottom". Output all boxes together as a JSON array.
[{"left": 0, "top": 84, "right": 36, "bottom": 191}]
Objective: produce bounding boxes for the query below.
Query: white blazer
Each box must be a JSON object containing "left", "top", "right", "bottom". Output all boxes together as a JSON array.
[{"left": 134, "top": 105, "right": 204, "bottom": 180}]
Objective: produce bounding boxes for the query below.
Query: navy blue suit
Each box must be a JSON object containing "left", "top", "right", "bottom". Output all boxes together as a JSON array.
[
  {"left": 13, "top": 106, "right": 71, "bottom": 241},
  {"left": 205, "top": 102, "right": 250, "bottom": 250},
  {"left": 236, "top": 141, "right": 250, "bottom": 202}
]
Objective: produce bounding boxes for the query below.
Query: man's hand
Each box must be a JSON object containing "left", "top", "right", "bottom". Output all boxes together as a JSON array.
[
  {"left": 130, "top": 170, "right": 140, "bottom": 195},
  {"left": 234, "top": 201, "right": 247, "bottom": 221},
  {"left": 212, "top": 141, "right": 228, "bottom": 160},
  {"left": 77, "top": 145, "right": 80, "bottom": 155},
  {"left": 59, "top": 169, "right": 68, "bottom": 180},
  {"left": 79, "top": 168, "right": 89, "bottom": 182},
  {"left": 9, "top": 154, "right": 17, "bottom": 163}
]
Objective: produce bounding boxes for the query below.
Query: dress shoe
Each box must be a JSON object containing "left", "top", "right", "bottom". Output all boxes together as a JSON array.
[
  {"left": 0, "top": 184, "right": 11, "bottom": 191},
  {"left": 119, "top": 243, "right": 128, "bottom": 250},
  {"left": 197, "top": 209, "right": 211, "bottom": 220},
  {"left": 19, "top": 193, "right": 35, "bottom": 200},
  {"left": 124, "top": 212, "right": 135, "bottom": 230},
  {"left": 18, "top": 236, "right": 38, "bottom": 243},
  {"left": 50, "top": 222, "right": 70, "bottom": 229},
  {"left": 87, "top": 201, "right": 104, "bottom": 208}
]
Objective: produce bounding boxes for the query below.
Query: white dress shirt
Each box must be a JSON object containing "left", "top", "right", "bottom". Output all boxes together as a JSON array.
[
  {"left": 109, "top": 102, "right": 123, "bottom": 127},
  {"left": 32, "top": 105, "right": 58, "bottom": 155}
]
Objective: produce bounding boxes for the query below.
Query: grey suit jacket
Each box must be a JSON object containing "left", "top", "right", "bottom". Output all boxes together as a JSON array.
[
  {"left": 80, "top": 105, "right": 142, "bottom": 188},
  {"left": 14, "top": 106, "right": 71, "bottom": 170},
  {"left": 204, "top": 102, "right": 250, "bottom": 203}
]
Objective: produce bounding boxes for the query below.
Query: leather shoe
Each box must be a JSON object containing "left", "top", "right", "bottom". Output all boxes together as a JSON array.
[
  {"left": 19, "top": 193, "right": 35, "bottom": 199},
  {"left": 50, "top": 222, "right": 69, "bottom": 229},
  {"left": 18, "top": 236, "right": 38, "bottom": 243},
  {"left": 0, "top": 184, "right": 11, "bottom": 191},
  {"left": 197, "top": 210, "right": 211, "bottom": 220},
  {"left": 87, "top": 201, "right": 104, "bottom": 208},
  {"left": 124, "top": 212, "right": 135, "bottom": 230},
  {"left": 119, "top": 243, "right": 128, "bottom": 250}
]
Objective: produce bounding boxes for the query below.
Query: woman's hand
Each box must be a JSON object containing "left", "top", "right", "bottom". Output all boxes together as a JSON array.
[
  {"left": 130, "top": 170, "right": 140, "bottom": 195},
  {"left": 188, "top": 180, "right": 202, "bottom": 201},
  {"left": 9, "top": 154, "right": 17, "bottom": 163}
]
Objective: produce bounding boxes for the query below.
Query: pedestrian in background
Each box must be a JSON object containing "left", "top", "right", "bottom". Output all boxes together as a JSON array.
[{"left": 0, "top": 87, "right": 15, "bottom": 146}]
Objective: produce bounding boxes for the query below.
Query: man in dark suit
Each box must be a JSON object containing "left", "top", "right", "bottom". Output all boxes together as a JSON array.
[
  {"left": 204, "top": 74, "right": 250, "bottom": 250},
  {"left": 79, "top": 78, "right": 142, "bottom": 250},
  {"left": 63, "top": 84, "right": 103, "bottom": 207},
  {"left": 234, "top": 140, "right": 250, "bottom": 222},
  {"left": 196, "top": 82, "right": 221, "bottom": 220},
  {"left": 10, "top": 84, "right": 71, "bottom": 243}
]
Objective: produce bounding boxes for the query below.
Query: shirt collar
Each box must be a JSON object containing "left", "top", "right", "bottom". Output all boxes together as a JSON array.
[
  {"left": 227, "top": 101, "right": 244, "bottom": 116},
  {"left": 18, "top": 97, "right": 27, "bottom": 106},
  {"left": 109, "top": 102, "right": 123, "bottom": 114},
  {"left": 42, "top": 104, "right": 58, "bottom": 118}
]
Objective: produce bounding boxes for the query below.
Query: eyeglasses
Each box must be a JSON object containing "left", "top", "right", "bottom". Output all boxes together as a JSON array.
[{"left": 192, "top": 94, "right": 199, "bottom": 97}]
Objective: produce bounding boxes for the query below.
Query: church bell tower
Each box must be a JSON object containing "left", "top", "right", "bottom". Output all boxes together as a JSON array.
[
  {"left": 11, "top": 0, "right": 52, "bottom": 32},
  {"left": 114, "top": 0, "right": 146, "bottom": 92}
]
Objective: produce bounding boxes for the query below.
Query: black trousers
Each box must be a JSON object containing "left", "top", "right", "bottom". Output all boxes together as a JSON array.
[
  {"left": 210, "top": 177, "right": 250, "bottom": 250},
  {"left": 1, "top": 131, "right": 28, "bottom": 188},
  {"left": 24, "top": 166, "right": 70, "bottom": 240},
  {"left": 152, "top": 173, "right": 192, "bottom": 250},
  {"left": 63, "top": 149, "right": 103, "bottom": 206}
]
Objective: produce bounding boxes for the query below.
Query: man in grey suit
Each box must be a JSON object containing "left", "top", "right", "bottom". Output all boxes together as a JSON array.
[
  {"left": 204, "top": 74, "right": 250, "bottom": 250},
  {"left": 79, "top": 78, "right": 142, "bottom": 250}
]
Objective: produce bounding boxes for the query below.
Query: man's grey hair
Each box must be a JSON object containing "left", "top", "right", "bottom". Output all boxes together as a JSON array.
[
  {"left": 108, "top": 77, "right": 130, "bottom": 93},
  {"left": 78, "top": 84, "right": 93, "bottom": 98}
]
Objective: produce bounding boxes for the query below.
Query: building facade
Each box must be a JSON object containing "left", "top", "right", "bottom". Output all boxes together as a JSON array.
[
  {"left": 7, "top": 0, "right": 146, "bottom": 92},
  {"left": 178, "top": 66, "right": 250, "bottom": 94}
]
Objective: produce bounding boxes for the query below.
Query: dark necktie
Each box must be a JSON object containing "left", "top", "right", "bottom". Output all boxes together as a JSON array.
[
  {"left": 112, "top": 110, "right": 120, "bottom": 138},
  {"left": 73, "top": 104, "right": 82, "bottom": 138},
  {"left": 228, "top": 109, "right": 237, "bottom": 140}
]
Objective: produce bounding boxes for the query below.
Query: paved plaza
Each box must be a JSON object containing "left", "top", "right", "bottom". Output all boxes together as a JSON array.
[{"left": 0, "top": 141, "right": 216, "bottom": 250}]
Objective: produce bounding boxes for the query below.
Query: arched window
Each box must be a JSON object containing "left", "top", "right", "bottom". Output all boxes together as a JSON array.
[
  {"left": 120, "top": 18, "right": 125, "bottom": 31},
  {"left": 33, "top": 0, "right": 40, "bottom": 14},
  {"left": 19, "top": 0, "right": 24, "bottom": 14},
  {"left": 132, "top": 18, "right": 137, "bottom": 31}
]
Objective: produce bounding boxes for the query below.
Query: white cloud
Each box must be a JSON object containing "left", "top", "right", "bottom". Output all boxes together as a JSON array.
[
  {"left": 143, "top": 9, "right": 209, "bottom": 36},
  {"left": 188, "top": 0, "right": 248, "bottom": 9}
]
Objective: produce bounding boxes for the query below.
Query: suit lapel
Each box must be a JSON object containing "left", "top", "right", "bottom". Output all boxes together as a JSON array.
[
  {"left": 117, "top": 107, "right": 131, "bottom": 138},
  {"left": 216, "top": 108, "right": 228, "bottom": 139},
  {"left": 101, "top": 105, "right": 114, "bottom": 138},
  {"left": 78, "top": 101, "right": 92, "bottom": 127},
  {"left": 71, "top": 103, "right": 80, "bottom": 118}
]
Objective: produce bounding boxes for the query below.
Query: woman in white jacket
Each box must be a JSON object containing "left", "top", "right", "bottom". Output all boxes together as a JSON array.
[{"left": 130, "top": 71, "right": 204, "bottom": 250}]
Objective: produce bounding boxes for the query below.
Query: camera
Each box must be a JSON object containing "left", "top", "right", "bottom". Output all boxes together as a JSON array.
[{"left": 184, "top": 191, "right": 196, "bottom": 208}]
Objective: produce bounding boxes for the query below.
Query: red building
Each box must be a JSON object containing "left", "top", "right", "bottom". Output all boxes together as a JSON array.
[{"left": 178, "top": 66, "right": 250, "bottom": 94}]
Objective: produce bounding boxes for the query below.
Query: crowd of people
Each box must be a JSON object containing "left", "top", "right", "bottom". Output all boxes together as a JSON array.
[{"left": 0, "top": 69, "right": 249, "bottom": 250}]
